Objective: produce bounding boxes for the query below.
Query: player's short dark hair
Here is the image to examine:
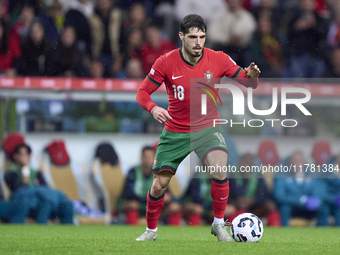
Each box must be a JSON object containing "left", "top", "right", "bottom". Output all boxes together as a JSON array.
[
  {"left": 180, "top": 14, "right": 207, "bottom": 35},
  {"left": 13, "top": 143, "right": 32, "bottom": 156},
  {"left": 142, "top": 146, "right": 154, "bottom": 155}
]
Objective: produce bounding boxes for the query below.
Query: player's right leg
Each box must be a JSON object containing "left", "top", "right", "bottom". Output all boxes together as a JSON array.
[{"left": 135, "top": 171, "right": 173, "bottom": 241}]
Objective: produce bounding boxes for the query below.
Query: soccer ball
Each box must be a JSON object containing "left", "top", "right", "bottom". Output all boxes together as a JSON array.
[{"left": 230, "top": 213, "right": 263, "bottom": 243}]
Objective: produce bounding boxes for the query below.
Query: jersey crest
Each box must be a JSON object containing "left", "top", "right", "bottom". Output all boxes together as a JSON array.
[{"left": 204, "top": 70, "right": 213, "bottom": 83}]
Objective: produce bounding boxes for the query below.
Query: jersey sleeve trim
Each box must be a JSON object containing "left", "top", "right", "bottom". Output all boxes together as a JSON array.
[
  {"left": 232, "top": 67, "right": 243, "bottom": 79},
  {"left": 147, "top": 75, "right": 161, "bottom": 87}
]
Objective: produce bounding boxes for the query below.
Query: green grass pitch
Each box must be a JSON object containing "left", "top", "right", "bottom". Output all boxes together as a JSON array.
[{"left": 0, "top": 225, "right": 339, "bottom": 255}]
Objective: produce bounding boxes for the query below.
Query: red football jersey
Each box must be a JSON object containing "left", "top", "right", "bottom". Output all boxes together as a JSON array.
[{"left": 146, "top": 48, "right": 244, "bottom": 133}]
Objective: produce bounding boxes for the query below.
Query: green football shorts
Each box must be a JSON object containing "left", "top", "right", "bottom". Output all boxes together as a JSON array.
[{"left": 153, "top": 126, "right": 228, "bottom": 174}]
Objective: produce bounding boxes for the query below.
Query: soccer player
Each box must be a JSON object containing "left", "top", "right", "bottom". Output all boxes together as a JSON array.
[{"left": 135, "top": 14, "right": 260, "bottom": 242}]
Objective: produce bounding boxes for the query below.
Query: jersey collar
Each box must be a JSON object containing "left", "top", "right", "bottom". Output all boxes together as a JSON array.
[{"left": 179, "top": 48, "right": 204, "bottom": 66}]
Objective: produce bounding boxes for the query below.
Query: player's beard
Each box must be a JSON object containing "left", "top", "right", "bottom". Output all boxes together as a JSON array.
[{"left": 184, "top": 44, "right": 202, "bottom": 58}]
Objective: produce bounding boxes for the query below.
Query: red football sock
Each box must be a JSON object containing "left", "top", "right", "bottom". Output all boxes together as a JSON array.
[
  {"left": 125, "top": 209, "right": 139, "bottom": 225},
  {"left": 211, "top": 178, "right": 230, "bottom": 219},
  {"left": 168, "top": 211, "right": 182, "bottom": 226},
  {"left": 227, "top": 209, "right": 247, "bottom": 223},
  {"left": 146, "top": 191, "right": 164, "bottom": 229},
  {"left": 267, "top": 210, "right": 281, "bottom": 227},
  {"left": 188, "top": 213, "right": 202, "bottom": 226}
]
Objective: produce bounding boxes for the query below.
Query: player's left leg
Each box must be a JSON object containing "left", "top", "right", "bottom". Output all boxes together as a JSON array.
[{"left": 205, "top": 150, "right": 232, "bottom": 242}]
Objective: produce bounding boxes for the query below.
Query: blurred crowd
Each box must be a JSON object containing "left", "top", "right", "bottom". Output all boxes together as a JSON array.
[{"left": 1, "top": 0, "right": 340, "bottom": 79}]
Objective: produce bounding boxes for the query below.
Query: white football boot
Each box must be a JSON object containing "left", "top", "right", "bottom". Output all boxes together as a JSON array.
[
  {"left": 135, "top": 230, "right": 158, "bottom": 241},
  {"left": 211, "top": 222, "right": 233, "bottom": 242}
]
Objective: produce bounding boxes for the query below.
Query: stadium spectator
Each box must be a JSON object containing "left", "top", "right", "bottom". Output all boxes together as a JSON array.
[
  {"left": 140, "top": 24, "right": 176, "bottom": 75},
  {"left": 0, "top": 18, "right": 21, "bottom": 76},
  {"left": 228, "top": 153, "right": 281, "bottom": 226},
  {"left": 320, "top": 154, "right": 340, "bottom": 226},
  {"left": 120, "top": 3, "right": 149, "bottom": 52},
  {"left": 89, "top": 60, "right": 104, "bottom": 78},
  {"left": 325, "top": 46, "right": 340, "bottom": 77},
  {"left": 51, "top": 26, "right": 87, "bottom": 77},
  {"left": 174, "top": 0, "right": 226, "bottom": 24},
  {"left": 327, "top": 9, "right": 340, "bottom": 47},
  {"left": 14, "top": 19, "right": 54, "bottom": 76},
  {"left": 286, "top": 0, "right": 329, "bottom": 78},
  {"left": 57, "top": 0, "right": 94, "bottom": 17},
  {"left": 114, "top": 29, "right": 143, "bottom": 75},
  {"left": 208, "top": 0, "right": 257, "bottom": 68},
  {"left": 64, "top": 1, "right": 93, "bottom": 58},
  {"left": 181, "top": 172, "right": 237, "bottom": 226},
  {"left": 125, "top": 59, "right": 144, "bottom": 79},
  {"left": 11, "top": 4, "right": 35, "bottom": 41},
  {"left": 251, "top": 15, "right": 283, "bottom": 77},
  {"left": 250, "top": 0, "right": 282, "bottom": 35},
  {"left": 5, "top": 143, "right": 73, "bottom": 224},
  {"left": 39, "top": 2, "right": 65, "bottom": 43},
  {"left": 0, "top": 185, "right": 36, "bottom": 223},
  {"left": 118, "top": 146, "right": 182, "bottom": 225},
  {"left": 88, "top": 0, "right": 122, "bottom": 77},
  {"left": 273, "top": 151, "right": 327, "bottom": 226},
  {"left": 0, "top": 0, "right": 9, "bottom": 22}
]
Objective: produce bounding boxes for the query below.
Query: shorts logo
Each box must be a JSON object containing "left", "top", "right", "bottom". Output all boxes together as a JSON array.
[
  {"left": 150, "top": 68, "right": 155, "bottom": 75},
  {"left": 153, "top": 158, "right": 157, "bottom": 167}
]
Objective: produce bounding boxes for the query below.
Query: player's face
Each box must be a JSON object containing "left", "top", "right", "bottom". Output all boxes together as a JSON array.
[{"left": 180, "top": 28, "right": 206, "bottom": 58}]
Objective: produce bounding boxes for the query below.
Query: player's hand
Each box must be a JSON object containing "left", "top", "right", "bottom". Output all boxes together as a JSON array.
[
  {"left": 244, "top": 62, "right": 261, "bottom": 78},
  {"left": 151, "top": 106, "right": 172, "bottom": 124}
]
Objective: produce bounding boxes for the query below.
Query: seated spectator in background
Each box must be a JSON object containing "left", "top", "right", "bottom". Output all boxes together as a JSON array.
[
  {"left": 120, "top": 3, "right": 149, "bottom": 52},
  {"left": 0, "top": 0, "right": 10, "bottom": 22},
  {"left": 64, "top": 0, "right": 93, "bottom": 58},
  {"left": 51, "top": 26, "right": 87, "bottom": 77},
  {"left": 250, "top": 0, "right": 281, "bottom": 34},
  {"left": 321, "top": 154, "right": 340, "bottom": 226},
  {"left": 181, "top": 172, "right": 236, "bottom": 226},
  {"left": 125, "top": 59, "right": 144, "bottom": 79},
  {"left": 114, "top": 29, "right": 143, "bottom": 74},
  {"left": 118, "top": 146, "right": 182, "bottom": 225},
  {"left": 287, "top": 0, "right": 329, "bottom": 78},
  {"left": 90, "top": 60, "right": 104, "bottom": 79},
  {"left": 174, "top": 0, "right": 226, "bottom": 25},
  {"left": 208, "top": 0, "right": 257, "bottom": 68},
  {"left": 140, "top": 24, "right": 176, "bottom": 75},
  {"left": 5, "top": 143, "right": 73, "bottom": 224},
  {"left": 324, "top": 46, "right": 340, "bottom": 77},
  {"left": 273, "top": 151, "right": 327, "bottom": 226},
  {"left": 251, "top": 15, "right": 283, "bottom": 77},
  {"left": 12, "top": 4, "right": 35, "bottom": 41},
  {"left": 0, "top": 18, "right": 21, "bottom": 76},
  {"left": 229, "top": 153, "right": 281, "bottom": 226},
  {"left": 0, "top": 180, "right": 35, "bottom": 223},
  {"left": 327, "top": 10, "right": 340, "bottom": 47},
  {"left": 39, "top": 2, "right": 65, "bottom": 43},
  {"left": 14, "top": 19, "right": 54, "bottom": 76},
  {"left": 57, "top": 0, "right": 94, "bottom": 18},
  {"left": 89, "top": 0, "right": 122, "bottom": 77}
]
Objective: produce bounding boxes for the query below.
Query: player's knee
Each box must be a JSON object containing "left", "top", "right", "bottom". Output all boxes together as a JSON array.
[
  {"left": 151, "top": 183, "right": 165, "bottom": 198},
  {"left": 211, "top": 170, "right": 227, "bottom": 180}
]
